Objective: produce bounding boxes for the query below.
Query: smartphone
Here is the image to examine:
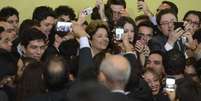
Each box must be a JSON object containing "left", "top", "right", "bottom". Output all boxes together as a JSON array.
[
  {"left": 165, "top": 77, "right": 176, "bottom": 91},
  {"left": 174, "top": 22, "right": 184, "bottom": 30},
  {"left": 83, "top": 7, "right": 93, "bottom": 16},
  {"left": 56, "top": 21, "right": 72, "bottom": 33},
  {"left": 115, "top": 28, "right": 124, "bottom": 41}
]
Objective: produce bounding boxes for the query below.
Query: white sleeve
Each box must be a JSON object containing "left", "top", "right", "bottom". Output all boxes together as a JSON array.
[
  {"left": 164, "top": 42, "right": 174, "bottom": 51},
  {"left": 150, "top": 16, "right": 157, "bottom": 25},
  {"left": 80, "top": 36, "right": 90, "bottom": 49}
]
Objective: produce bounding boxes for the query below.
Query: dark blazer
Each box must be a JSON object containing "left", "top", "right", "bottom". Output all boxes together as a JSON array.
[
  {"left": 0, "top": 90, "right": 8, "bottom": 101},
  {"left": 149, "top": 34, "right": 185, "bottom": 53},
  {"left": 78, "top": 47, "right": 97, "bottom": 81},
  {"left": 42, "top": 45, "right": 60, "bottom": 62},
  {"left": 0, "top": 48, "right": 17, "bottom": 77},
  {"left": 124, "top": 53, "right": 153, "bottom": 101}
]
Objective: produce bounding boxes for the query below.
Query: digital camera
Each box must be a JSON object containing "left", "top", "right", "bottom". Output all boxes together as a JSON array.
[{"left": 56, "top": 21, "right": 72, "bottom": 33}]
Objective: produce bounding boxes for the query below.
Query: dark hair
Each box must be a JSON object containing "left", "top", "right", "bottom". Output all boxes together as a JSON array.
[
  {"left": 183, "top": 10, "right": 201, "bottom": 23},
  {"left": 116, "top": 16, "right": 137, "bottom": 41},
  {"left": 0, "top": 6, "right": 19, "bottom": 19},
  {"left": 106, "top": 0, "right": 126, "bottom": 8},
  {"left": 16, "top": 62, "right": 45, "bottom": 101},
  {"left": 44, "top": 55, "right": 69, "bottom": 91},
  {"left": 137, "top": 20, "right": 154, "bottom": 30},
  {"left": 161, "top": 1, "right": 178, "bottom": 15},
  {"left": 86, "top": 20, "right": 110, "bottom": 40},
  {"left": 0, "top": 17, "right": 7, "bottom": 22},
  {"left": 20, "top": 28, "right": 47, "bottom": 48},
  {"left": 135, "top": 15, "right": 150, "bottom": 23},
  {"left": 156, "top": 9, "right": 177, "bottom": 25},
  {"left": 18, "top": 19, "right": 36, "bottom": 38},
  {"left": 149, "top": 50, "right": 167, "bottom": 69},
  {"left": 48, "top": 25, "right": 67, "bottom": 45},
  {"left": 165, "top": 50, "right": 186, "bottom": 75},
  {"left": 32, "top": 6, "right": 55, "bottom": 25},
  {"left": 55, "top": 5, "right": 76, "bottom": 21}
]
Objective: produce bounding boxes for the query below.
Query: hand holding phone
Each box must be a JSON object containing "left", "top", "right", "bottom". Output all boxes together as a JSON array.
[
  {"left": 115, "top": 28, "right": 124, "bottom": 41},
  {"left": 82, "top": 7, "right": 93, "bottom": 16},
  {"left": 165, "top": 77, "right": 176, "bottom": 92}
]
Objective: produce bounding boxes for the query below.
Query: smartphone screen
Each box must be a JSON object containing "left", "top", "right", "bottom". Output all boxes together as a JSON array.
[
  {"left": 165, "top": 77, "right": 176, "bottom": 91},
  {"left": 115, "top": 28, "right": 124, "bottom": 41},
  {"left": 56, "top": 22, "right": 72, "bottom": 32}
]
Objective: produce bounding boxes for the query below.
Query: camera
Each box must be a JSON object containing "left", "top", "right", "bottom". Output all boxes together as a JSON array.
[
  {"left": 83, "top": 7, "right": 93, "bottom": 16},
  {"left": 174, "top": 22, "right": 184, "bottom": 30},
  {"left": 56, "top": 21, "right": 72, "bottom": 33},
  {"left": 115, "top": 28, "right": 124, "bottom": 41},
  {"left": 165, "top": 77, "right": 176, "bottom": 91}
]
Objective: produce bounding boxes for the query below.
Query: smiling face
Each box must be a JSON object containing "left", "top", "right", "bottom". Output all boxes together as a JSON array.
[
  {"left": 7, "top": 15, "right": 19, "bottom": 33},
  {"left": 91, "top": 28, "right": 109, "bottom": 54},
  {"left": 143, "top": 71, "right": 161, "bottom": 95}
]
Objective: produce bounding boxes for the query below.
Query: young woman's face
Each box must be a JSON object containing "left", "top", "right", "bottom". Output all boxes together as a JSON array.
[
  {"left": 123, "top": 22, "right": 135, "bottom": 42},
  {"left": 91, "top": 28, "right": 109, "bottom": 52},
  {"left": 143, "top": 71, "right": 161, "bottom": 95}
]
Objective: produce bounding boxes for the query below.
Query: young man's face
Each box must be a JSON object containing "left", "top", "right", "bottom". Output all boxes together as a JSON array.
[
  {"left": 146, "top": 53, "right": 165, "bottom": 75},
  {"left": 184, "top": 14, "right": 200, "bottom": 34},
  {"left": 0, "top": 21, "right": 16, "bottom": 51},
  {"left": 39, "top": 16, "right": 55, "bottom": 35},
  {"left": 110, "top": 4, "right": 124, "bottom": 22},
  {"left": 159, "top": 13, "right": 177, "bottom": 37},
  {"left": 23, "top": 39, "right": 47, "bottom": 61},
  {"left": 7, "top": 15, "right": 19, "bottom": 33},
  {"left": 138, "top": 26, "right": 153, "bottom": 44}
]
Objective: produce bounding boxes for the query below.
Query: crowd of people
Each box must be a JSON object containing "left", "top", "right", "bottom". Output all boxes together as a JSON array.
[{"left": 0, "top": 0, "right": 201, "bottom": 101}]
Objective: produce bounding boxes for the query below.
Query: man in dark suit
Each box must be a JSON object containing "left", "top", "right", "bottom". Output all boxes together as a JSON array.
[
  {"left": 0, "top": 19, "right": 17, "bottom": 79},
  {"left": 149, "top": 9, "right": 188, "bottom": 54},
  {"left": 71, "top": 21, "right": 142, "bottom": 101}
]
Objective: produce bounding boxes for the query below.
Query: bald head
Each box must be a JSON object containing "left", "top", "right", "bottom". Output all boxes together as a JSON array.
[{"left": 99, "top": 55, "right": 131, "bottom": 89}]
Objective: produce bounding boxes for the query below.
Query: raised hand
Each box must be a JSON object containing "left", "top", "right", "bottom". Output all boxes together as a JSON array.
[
  {"left": 71, "top": 21, "right": 87, "bottom": 38},
  {"left": 167, "top": 28, "right": 185, "bottom": 46}
]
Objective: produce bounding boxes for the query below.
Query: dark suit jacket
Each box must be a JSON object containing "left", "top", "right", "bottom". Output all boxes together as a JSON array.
[
  {"left": 149, "top": 34, "right": 185, "bottom": 53},
  {"left": 78, "top": 47, "right": 97, "bottom": 81},
  {"left": 42, "top": 45, "right": 60, "bottom": 62},
  {"left": 0, "top": 48, "right": 17, "bottom": 77},
  {"left": 124, "top": 53, "right": 153, "bottom": 101}
]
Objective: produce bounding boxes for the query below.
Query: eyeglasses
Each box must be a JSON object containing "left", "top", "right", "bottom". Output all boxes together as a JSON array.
[
  {"left": 185, "top": 19, "right": 200, "bottom": 27},
  {"left": 160, "top": 20, "right": 175, "bottom": 26}
]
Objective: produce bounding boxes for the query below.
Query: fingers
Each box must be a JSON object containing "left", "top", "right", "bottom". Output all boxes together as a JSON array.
[
  {"left": 120, "top": 9, "right": 129, "bottom": 17},
  {"left": 135, "top": 40, "right": 144, "bottom": 53}
]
